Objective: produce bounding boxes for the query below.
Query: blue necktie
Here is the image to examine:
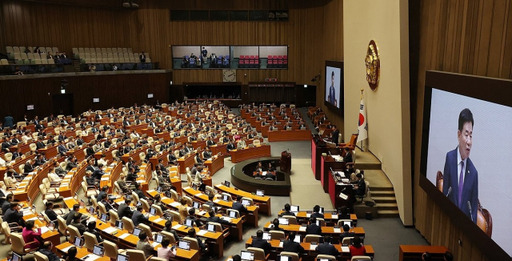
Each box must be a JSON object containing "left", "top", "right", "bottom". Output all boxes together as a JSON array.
[{"left": 458, "top": 161, "right": 464, "bottom": 207}]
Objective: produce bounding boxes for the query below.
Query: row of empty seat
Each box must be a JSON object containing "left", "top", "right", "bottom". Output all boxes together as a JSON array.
[{"left": 73, "top": 47, "right": 151, "bottom": 64}]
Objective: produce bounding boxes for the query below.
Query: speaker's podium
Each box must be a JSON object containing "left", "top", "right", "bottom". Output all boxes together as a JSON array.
[{"left": 280, "top": 151, "right": 291, "bottom": 173}]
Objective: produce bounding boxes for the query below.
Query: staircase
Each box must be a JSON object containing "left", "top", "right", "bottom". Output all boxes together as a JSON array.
[{"left": 354, "top": 148, "right": 399, "bottom": 218}]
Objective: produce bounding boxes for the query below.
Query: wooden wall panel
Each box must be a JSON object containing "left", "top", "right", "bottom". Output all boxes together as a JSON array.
[
  {"left": 0, "top": 0, "right": 335, "bottom": 105},
  {"left": 412, "top": 0, "right": 512, "bottom": 260},
  {"left": 0, "top": 72, "right": 170, "bottom": 121}
]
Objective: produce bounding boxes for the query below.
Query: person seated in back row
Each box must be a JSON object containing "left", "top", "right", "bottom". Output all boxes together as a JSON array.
[
  {"left": 280, "top": 203, "right": 295, "bottom": 216},
  {"left": 311, "top": 204, "right": 324, "bottom": 219}
]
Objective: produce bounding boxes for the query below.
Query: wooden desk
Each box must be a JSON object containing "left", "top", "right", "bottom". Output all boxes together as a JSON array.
[
  {"left": 263, "top": 222, "right": 365, "bottom": 238},
  {"left": 268, "top": 129, "right": 311, "bottom": 142},
  {"left": 178, "top": 153, "right": 195, "bottom": 174},
  {"left": 215, "top": 184, "right": 272, "bottom": 216},
  {"left": 210, "top": 143, "right": 228, "bottom": 156},
  {"left": 244, "top": 238, "right": 375, "bottom": 260},
  {"left": 56, "top": 242, "right": 110, "bottom": 261},
  {"left": 230, "top": 145, "right": 271, "bottom": 163},
  {"left": 204, "top": 155, "right": 224, "bottom": 175},
  {"left": 277, "top": 211, "right": 357, "bottom": 226},
  {"left": 399, "top": 245, "right": 449, "bottom": 261},
  {"left": 321, "top": 155, "right": 346, "bottom": 193},
  {"left": 182, "top": 186, "right": 259, "bottom": 228}
]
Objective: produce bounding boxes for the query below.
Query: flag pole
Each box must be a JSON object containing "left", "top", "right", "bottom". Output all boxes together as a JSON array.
[{"left": 359, "top": 88, "right": 365, "bottom": 152}]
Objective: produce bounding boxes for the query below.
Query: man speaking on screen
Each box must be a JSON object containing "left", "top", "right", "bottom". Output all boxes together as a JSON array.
[
  {"left": 443, "top": 108, "right": 478, "bottom": 223},
  {"left": 328, "top": 71, "right": 337, "bottom": 106}
]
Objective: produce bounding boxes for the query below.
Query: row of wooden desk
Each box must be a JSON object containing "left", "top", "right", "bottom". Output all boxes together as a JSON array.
[{"left": 230, "top": 145, "right": 271, "bottom": 163}]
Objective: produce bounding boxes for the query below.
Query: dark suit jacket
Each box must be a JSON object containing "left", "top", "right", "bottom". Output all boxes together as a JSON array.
[
  {"left": 132, "top": 210, "right": 148, "bottom": 226},
  {"left": 251, "top": 237, "right": 271, "bottom": 254},
  {"left": 118, "top": 203, "right": 133, "bottom": 219},
  {"left": 232, "top": 202, "right": 247, "bottom": 213},
  {"left": 316, "top": 242, "right": 340, "bottom": 256},
  {"left": 331, "top": 130, "right": 339, "bottom": 145},
  {"left": 306, "top": 224, "right": 322, "bottom": 235},
  {"left": 311, "top": 212, "right": 324, "bottom": 219},
  {"left": 443, "top": 147, "right": 478, "bottom": 223},
  {"left": 283, "top": 240, "right": 304, "bottom": 254}
]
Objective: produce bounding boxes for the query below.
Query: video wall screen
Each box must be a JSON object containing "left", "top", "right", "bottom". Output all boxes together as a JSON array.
[
  {"left": 324, "top": 61, "right": 344, "bottom": 113},
  {"left": 420, "top": 71, "right": 512, "bottom": 260},
  {"left": 172, "top": 45, "right": 288, "bottom": 70}
]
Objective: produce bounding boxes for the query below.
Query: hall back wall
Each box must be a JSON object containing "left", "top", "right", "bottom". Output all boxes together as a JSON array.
[{"left": 0, "top": 0, "right": 333, "bottom": 88}]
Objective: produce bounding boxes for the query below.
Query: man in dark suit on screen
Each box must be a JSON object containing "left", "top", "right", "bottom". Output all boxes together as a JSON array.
[
  {"left": 442, "top": 108, "right": 478, "bottom": 223},
  {"left": 327, "top": 71, "right": 337, "bottom": 106}
]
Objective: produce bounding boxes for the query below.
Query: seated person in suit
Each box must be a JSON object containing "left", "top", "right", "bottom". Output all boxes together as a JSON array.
[
  {"left": 187, "top": 229, "right": 207, "bottom": 252},
  {"left": 207, "top": 210, "right": 230, "bottom": 225},
  {"left": 269, "top": 218, "right": 284, "bottom": 232},
  {"left": 251, "top": 230, "right": 271, "bottom": 255},
  {"left": 340, "top": 224, "right": 355, "bottom": 241},
  {"left": 4, "top": 202, "right": 25, "bottom": 227},
  {"left": 44, "top": 202, "right": 59, "bottom": 222},
  {"left": 306, "top": 217, "right": 322, "bottom": 235},
  {"left": 1, "top": 194, "right": 13, "bottom": 214},
  {"left": 187, "top": 208, "right": 203, "bottom": 227},
  {"left": 253, "top": 162, "right": 264, "bottom": 177},
  {"left": 354, "top": 173, "right": 366, "bottom": 197},
  {"left": 38, "top": 241, "right": 61, "bottom": 261},
  {"left": 231, "top": 195, "right": 248, "bottom": 214},
  {"left": 134, "top": 183, "right": 147, "bottom": 199},
  {"left": 283, "top": 232, "right": 304, "bottom": 254},
  {"left": 70, "top": 214, "right": 87, "bottom": 235},
  {"left": 279, "top": 203, "right": 295, "bottom": 217},
  {"left": 349, "top": 236, "right": 365, "bottom": 257},
  {"left": 137, "top": 231, "right": 157, "bottom": 258},
  {"left": 343, "top": 148, "right": 353, "bottom": 163},
  {"left": 316, "top": 236, "right": 340, "bottom": 256},
  {"left": 311, "top": 205, "right": 324, "bottom": 219},
  {"left": 86, "top": 221, "right": 103, "bottom": 243},
  {"left": 132, "top": 205, "right": 149, "bottom": 226}
]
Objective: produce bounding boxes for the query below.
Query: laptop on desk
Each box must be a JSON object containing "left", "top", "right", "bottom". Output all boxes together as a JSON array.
[
  {"left": 178, "top": 240, "right": 191, "bottom": 250},
  {"left": 93, "top": 245, "right": 104, "bottom": 256}
]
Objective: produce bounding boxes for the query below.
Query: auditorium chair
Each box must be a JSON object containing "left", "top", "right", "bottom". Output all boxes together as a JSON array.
[
  {"left": 339, "top": 134, "right": 359, "bottom": 151},
  {"left": 247, "top": 247, "right": 269, "bottom": 261},
  {"left": 304, "top": 234, "right": 322, "bottom": 243},
  {"left": 34, "top": 252, "right": 50, "bottom": 261},
  {"left": 83, "top": 232, "right": 99, "bottom": 252},
  {"left": 11, "top": 233, "right": 38, "bottom": 258},
  {"left": 126, "top": 249, "right": 147, "bottom": 260},
  {"left": 436, "top": 171, "right": 493, "bottom": 236},
  {"left": 161, "top": 231, "right": 176, "bottom": 244},
  {"left": 270, "top": 230, "right": 285, "bottom": 240},
  {"left": 280, "top": 252, "right": 300, "bottom": 261},
  {"left": 316, "top": 255, "right": 337, "bottom": 261},
  {"left": 183, "top": 236, "right": 200, "bottom": 251},
  {"left": 351, "top": 256, "right": 372, "bottom": 261},
  {"left": 67, "top": 225, "right": 81, "bottom": 243}
]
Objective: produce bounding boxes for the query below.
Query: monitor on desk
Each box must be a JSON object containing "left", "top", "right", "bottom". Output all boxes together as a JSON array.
[
  {"left": 278, "top": 218, "right": 289, "bottom": 225},
  {"left": 294, "top": 234, "right": 301, "bottom": 244},
  {"left": 290, "top": 205, "right": 299, "bottom": 213},
  {"left": 342, "top": 220, "right": 352, "bottom": 227},
  {"left": 223, "top": 180, "right": 230, "bottom": 187},
  {"left": 228, "top": 210, "right": 237, "bottom": 218},
  {"left": 88, "top": 206, "right": 95, "bottom": 214},
  {"left": 93, "top": 245, "right": 104, "bottom": 256},
  {"left": 240, "top": 250, "right": 255, "bottom": 261},
  {"left": 74, "top": 236, "right": 83, "bottom": 247},
  {"left": 117, "top": 253, "right": 129, "bottom": 261},
  {"left": 241, "top": 199, "right": 251, "bottom": 206},
  {"left": 262, "top": 232, "right": 270, "bottom": 240},
  {"left": 178, "top": 240, "right": 191, "bottom": 250},
  {"left": 279, "top": 255, "right": 290, "bottom": 261},
  {"left": 256, "top": 189, "right": 264, "bottom": 196},
  {"left": 115, "top": 220, "right": 123, "bottom": 229},
  {"left": 150, "top": 207, "right": 156, "bottom": 215},
  {"left": 319, "top": 207, "right": 324, "bottom": 214},
  {"left": 154, "top": 233, "right": 163, "bottom": 243},
  {"left": 207, "top": 223, "right": 216, "bottom": 232},
  {"left": 193, "top": 201, "right": 200, "bottom": 209},
  {"left": 9, "top": 252, "right": 21, "bottom": 261},
  {"left": 100, "top": 213, "right": 108, "bottom": 222},
  {"left": 185, "top": 218, "right": 193, "bottom": 227},
  {"left": 222, "top": 195, "right": 230, "bottom": 201},
  {"left": 132, "top": 227, "right": 142, "bottom": 236},
  {"left": 157, "top": 186, "right": 162, "bottom": 192}
]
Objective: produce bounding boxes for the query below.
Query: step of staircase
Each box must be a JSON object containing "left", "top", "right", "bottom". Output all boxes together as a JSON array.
[
  {"left": 377, "top": 209, "right": 400, "bottom": 218},
  {"left": 373, "top": 196, "right": 396, "bottom": 203}
]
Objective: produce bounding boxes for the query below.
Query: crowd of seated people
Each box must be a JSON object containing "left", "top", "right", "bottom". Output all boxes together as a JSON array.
[
  {"left": 240, "top": 103, "right": 307, "bottom": 137},
  {"left": 5, "top": 45, "right": 72, "bottom": 65},
  {"left": 0, "top": 100, "right": 276, "bottom": 261},
  {"left": 252, "top": 161, "right": 276, "bottom": 180},
  {"left": 181, "top": 53, "right": 230, "bottom": 68}
]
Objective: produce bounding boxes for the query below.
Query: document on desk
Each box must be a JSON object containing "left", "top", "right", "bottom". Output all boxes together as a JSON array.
[
  {"left": 170, "top": 202, "right": 181, "bottom": 208},
  {"left": 341, "top": 246, "right": 350, "bottom": 253},
  {"left": 172, "top": 224, "right": 183, "bottom": 230},
  {"left": 196, "top": 192, "right": 205, "bottom": 197},
  {"left": 331, "top": 214, "right": 338, "bottom": 219},
  {"left": 279, "top": 242, "right": 284, "bottom": 248},
  {"left": 40, "top": 226, "right": 50, "bottom": 234},
  {"left": 153, "top": 218, "right": 164, "bottom": 223},
  {"left": 118, "top": 233, "right": 131, "bottom": 239},
  {"left": 299, "top": 226, "right": 307, "bottom": 232},
  {"left": 306, "top": 213, "right": 311, "bottom": 218},
  {"left": 151, "top": 242, "right": 160, "bottom": 248},
  {"left": 103, "top": 227, "right": 117, "bottom": 234},
  {"left": 310, "top": 244, "right": 318, "bottom": 250},
  {"left": 83, "top": 254, "right": 101, "bottom": 261},
  {"left": 197, "top": 230, "right": 208, "bottom": 236},
  {"left": 333, "top": 228, "right": 341, "bottom": 233},
  {"left": 61, "top": 245, "right": 73, "bottom": 253}
]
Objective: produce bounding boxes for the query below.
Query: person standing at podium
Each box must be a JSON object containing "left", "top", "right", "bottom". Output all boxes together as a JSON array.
[
  {"left": 331, "top": 126, "right": 340, "bottom": 146},
  {"left": 442, "top": 108, "right": 478, "bottom": 223}
]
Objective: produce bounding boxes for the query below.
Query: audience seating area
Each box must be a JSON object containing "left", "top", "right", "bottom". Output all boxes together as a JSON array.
[
  {"left": 267, "top": 55, "right": 288, "bottom": 68},
  {"left": 5, "top": 46, "right": 71, "bottom": 65},
  {"left": 238, "top": 55, "right": 260, "bottom": 68},
  {"left": 73, "top": 47, "right": 151, "bottom": 64}
]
